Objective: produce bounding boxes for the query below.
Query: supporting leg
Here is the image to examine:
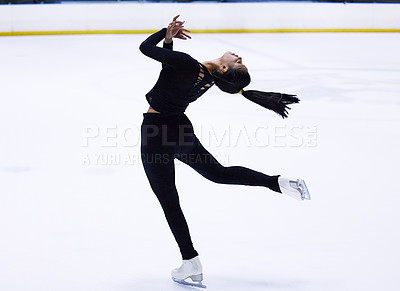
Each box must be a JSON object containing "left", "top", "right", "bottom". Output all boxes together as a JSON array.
[{"left": 141, "top": 153, "right": 198, "bottom": 259}]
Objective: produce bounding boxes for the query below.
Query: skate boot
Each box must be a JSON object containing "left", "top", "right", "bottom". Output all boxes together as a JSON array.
[
  {"left": 278, "top": 177, "right": 311, "bottom": 201},
  {"left": 171, "top": 256, "right": 206, "bottom": 288}
]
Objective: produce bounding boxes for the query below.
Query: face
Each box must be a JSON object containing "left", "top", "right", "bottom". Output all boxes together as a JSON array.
[{"left": 221, "top": 51, "right": 248, "bottom": 72}]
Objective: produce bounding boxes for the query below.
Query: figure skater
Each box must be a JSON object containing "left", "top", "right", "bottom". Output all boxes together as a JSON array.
[{"left": 139, "top": 15, "right": 310, "bottom": 288}]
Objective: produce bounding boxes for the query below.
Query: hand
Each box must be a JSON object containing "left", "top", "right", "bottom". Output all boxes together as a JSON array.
[{"left": 165, "top": 15, "right": 191, "bottom": 44}]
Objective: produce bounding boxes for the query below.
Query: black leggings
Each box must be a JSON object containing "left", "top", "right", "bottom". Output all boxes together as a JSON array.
[{"left": 140, "top": 112, "right": 280, "bottom": 260}]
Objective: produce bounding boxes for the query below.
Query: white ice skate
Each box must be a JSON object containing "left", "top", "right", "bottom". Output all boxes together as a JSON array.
[
  {"left": 171, "top": 256, "right": 206, "bottom": 288},
  {"left": 278, "top": 177, "right": 311, "bottom": 201}
]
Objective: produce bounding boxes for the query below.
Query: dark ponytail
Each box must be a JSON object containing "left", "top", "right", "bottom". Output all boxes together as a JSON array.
[
  {"left": 241, "top": 90, "right": 299, "bottom": 119},
  {"left": 212, "top": 67, "right": 299, "bottom": 119}
]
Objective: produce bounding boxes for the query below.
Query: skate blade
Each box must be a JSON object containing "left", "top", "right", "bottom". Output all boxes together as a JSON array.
[
  {"left": 297, "top": 179, "right": 311, "bottom": 200},
  {"left": 172, "top": 277, "right": 207, "bottom": 289}
]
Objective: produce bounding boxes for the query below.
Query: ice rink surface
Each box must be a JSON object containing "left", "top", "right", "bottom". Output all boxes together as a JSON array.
[{"left": 1, "top": 32, "right": 400, "bottom": 291}]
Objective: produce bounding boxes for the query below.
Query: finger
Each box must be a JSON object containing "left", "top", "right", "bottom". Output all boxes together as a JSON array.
[
  {"left": 177, "top": 33, "right": 189, "bottom": 40},
  {"left": 178, "top": 29, "right": 190, "bottom": 34},
  {"left": 173, "top": 23, "right": 184, "bottom": 28},
  {"left": 174, "top": 22, "right": 185, "bottom": 28},
  {"left": 181, "top": 32, "right": 191, "bottom": 39},
  {"left": 172, "top": 15, "right": 180, "bottom": 21}
]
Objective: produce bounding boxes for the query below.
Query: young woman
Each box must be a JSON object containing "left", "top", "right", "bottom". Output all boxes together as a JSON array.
[{"left": 139, "top": 15, "right": 310, "bottom": 287}]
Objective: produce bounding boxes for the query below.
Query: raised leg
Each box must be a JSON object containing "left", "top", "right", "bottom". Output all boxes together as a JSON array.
[{"left": 177, "top": 136, "right": 281, "bottom": 193}]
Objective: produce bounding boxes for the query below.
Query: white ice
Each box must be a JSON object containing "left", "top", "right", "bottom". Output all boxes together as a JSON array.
[{"left": 1, "top": 32, "right": 400, "bottom": 291}]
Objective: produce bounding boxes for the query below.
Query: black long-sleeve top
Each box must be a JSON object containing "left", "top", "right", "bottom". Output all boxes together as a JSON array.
[{"left": 139, "top": 28, "right": 214, "bottom": 115}]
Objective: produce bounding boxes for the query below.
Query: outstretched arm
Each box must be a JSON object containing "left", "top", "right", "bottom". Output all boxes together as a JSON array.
[{"left": 139, "top": 15, "right": 193, "bottom": 69}]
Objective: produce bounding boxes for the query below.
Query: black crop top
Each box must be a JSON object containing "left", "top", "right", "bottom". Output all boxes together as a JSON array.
[{"left": 139, "top": 28, "right": 215, "bottom": 115}]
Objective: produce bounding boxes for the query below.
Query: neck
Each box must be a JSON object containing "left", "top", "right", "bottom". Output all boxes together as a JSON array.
[{"left": 201, "top": 59, "right": 220, "bottom": 76}]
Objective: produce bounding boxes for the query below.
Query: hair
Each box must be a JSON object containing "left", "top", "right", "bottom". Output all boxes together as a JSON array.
[{"left": 212, "top": 67, "right": 300, "bottom": 119}]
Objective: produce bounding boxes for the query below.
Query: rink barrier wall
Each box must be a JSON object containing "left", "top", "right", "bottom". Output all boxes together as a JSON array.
[
  {"left": 0, "top": 2, "right": 400, "bottom": 36},
  {"left": 1, "top": 28, "right": 400, "bottom": 37}
]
